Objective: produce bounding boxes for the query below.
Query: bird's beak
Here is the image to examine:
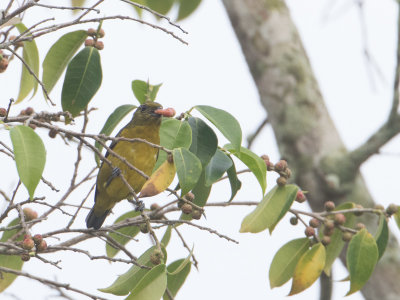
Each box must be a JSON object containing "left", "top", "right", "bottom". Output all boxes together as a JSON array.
[{"left": 154, "top": 108, "right": 176, "bottom": 118}]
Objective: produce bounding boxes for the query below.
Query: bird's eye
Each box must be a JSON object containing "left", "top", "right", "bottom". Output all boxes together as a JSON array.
[{"left": 140, "top": 105, "right": 147, "bottom": 112}]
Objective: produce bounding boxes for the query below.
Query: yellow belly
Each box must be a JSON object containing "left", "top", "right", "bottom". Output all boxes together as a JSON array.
[{"left": 93, "top": 125, "right": 159, "bottom": 214}]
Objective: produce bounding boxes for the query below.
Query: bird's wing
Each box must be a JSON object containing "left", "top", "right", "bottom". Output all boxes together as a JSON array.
[{"left": 104, "top": 126, "right": 125, "bottom": 159}]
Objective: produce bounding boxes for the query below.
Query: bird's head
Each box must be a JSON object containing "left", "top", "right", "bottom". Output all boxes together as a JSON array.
[{"left": 131, "top": 102, "right": 164, "bottom": 126}]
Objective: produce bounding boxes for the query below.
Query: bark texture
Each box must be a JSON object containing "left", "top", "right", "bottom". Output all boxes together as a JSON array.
[{"left": 221, "top": 1, "right": 400, "bottom": 299}]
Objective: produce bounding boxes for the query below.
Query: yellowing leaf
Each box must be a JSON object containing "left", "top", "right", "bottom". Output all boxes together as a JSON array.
[
  {"left": 346, "top": 228, "right": 378, "bottom": 295},
  {"left": 289, "top": 243, "right": 325, "bottom": 296},
  {"left": 140, "top": 159, "right": 176, "bottom": 197}
]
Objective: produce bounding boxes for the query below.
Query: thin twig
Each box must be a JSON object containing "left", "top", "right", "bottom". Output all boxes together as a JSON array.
[
  {"left": 118, "top": 0, "right": 188, "bottom": 34},
  {"left": 151, "top": 219, "right": 239, "bottom": 244},
  {"left": 247, "top": 117, "right": 268, "bottom": 149},
  {"left": 3, "top": 98, "right": 14, "bottom": 122},
  {"left": 26, "top": 15, "right": 188, "bottom": 45},
  {"left": 0, "top": 266, "right": 108, "bottom": 300},
  {"left": 66, "top": 183, "right": 95, "bottom": 228},
  {"left": 34, "top": 3, "right": 101, "bottom": 13},
  {"left": 6, "top": 47, "right": 55, "bottom": 105},
  {"left": 173, "top": 225, "right": 199, "bottom": 269}
]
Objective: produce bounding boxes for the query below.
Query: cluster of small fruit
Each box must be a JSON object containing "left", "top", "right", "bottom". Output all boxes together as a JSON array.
[
  {"left": 0, "top": 106, "right": 66, "bottom": 139},
  {"left": 0, "top": 50, "right": 9, "bottom": 73},
  {"left": 84, "top": 28, "right": 105, "bottom": 50},
  {"left": 0, "top": 35, "right": 25, "bottom": 73},
  {"left": 261, "top": 155, "right": 292, "bottom": 187},
  {"left": 19, "top": 207, "right": 48, "bottom": 262},
  {"left": 177, "top": 192, "right": 202, "bottom": 220},
  {"left": 291, "top": 200, "right": 399, "bottom": 246},
  {"left": 147, "top": 192, "right": 202, "bottom": 221}
]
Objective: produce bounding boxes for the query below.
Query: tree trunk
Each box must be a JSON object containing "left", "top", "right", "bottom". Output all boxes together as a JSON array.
[{"left": 221, "top": 1, "right": 400, "bottom": 299}]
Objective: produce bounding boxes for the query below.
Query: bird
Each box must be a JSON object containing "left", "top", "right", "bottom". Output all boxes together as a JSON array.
[{"left": 86, "top": 101, "right": 167, "bottom": 229}]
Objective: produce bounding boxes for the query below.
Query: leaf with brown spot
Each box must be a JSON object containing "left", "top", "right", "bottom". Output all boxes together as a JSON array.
[{"left": 140, "top": 159, "right": 176, "bottom": 197}]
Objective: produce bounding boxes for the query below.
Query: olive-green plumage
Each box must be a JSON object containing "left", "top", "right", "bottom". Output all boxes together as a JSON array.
[{"left": 86, "top": 102, "right": 163, "bottom": 229}]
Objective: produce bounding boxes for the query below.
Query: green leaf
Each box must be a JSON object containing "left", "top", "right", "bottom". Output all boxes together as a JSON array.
[
  {"left": 195, "top": 105, "right": 242, "bottom": 153},
  {"left": 125, "top": 264, "right": 167, "bottom": 300},
  {"left": 0, "top": 218, "right": 24, "bottom": 292},
  {"left": 289, "top": 243, "right": 326, "bottom": 295},
  {"left": 15, "top": 23, "right": 39, "bottom": 103},
  {"left": 159, "top": 119, "right": 192, "bottom": 149},
  {"left": 204, "top": 149, "right": 232, "bottom": 186},
  {"left": 147, "top": 0, "right": 174, "bottom": 15},
  {"left": 177, "top": 0, "right": 202, "bottom": 21},
  {"left": 61, "top": 46, "right": 102, "bottom": 117},
  {"left": 71, "top": 0, "right": 86, "bottom": 12},
  {"left": 129, "top": 0, "right": 146, "bottom": 16},
  {"left": 173, "top": 148, "right": 202, "bottom": 195},
  {"left": 154, "top": 118, "right": 192, "bottom": 170},
  {"left": 161, "top": 226, "right": 172, "bottom": 247},
  {"left": 224, "top": 145, "right": 266, "bottom": 195},
  {"left": 322, "top": 202, "right": 356, "bottom": 275},
  {"left": 269, "top": 238, "right": 310, "bottom": 288},
  {"left": 181, "top": 170, "right": 211, "bottom": 221},
  {"left": 240, "top": 185, "right": 298, "bottom": 234},
  {"left": 10, "top": 125, "right": 46, "bottom": 199},
  {"left": 163, "top": 259, "right": 191, "bottom": 300},
  {"left": 374, "top": 215, "right": 388, "bottom": 260},
  {"left": 42, "top": 30, "right": 87, "bottom": 95},
  {"left": 95, "top": 104, "right": 136, "bottom": 165},
  {"left": 106, "top": 211, "right": 141, "bottom": 258},
  {"left": 188, "top": 117, "right": 217, "bottom": 166},
  {"left": 226, "top": 156, "right": 242, "bottom": 202},
  {"left": 131, "top": 80, "right": 162, "bottom": 104},
  {"left": 100, "top": 246, "right": 166, "bottom": 295},
  {"left": 346, "top": 228, "right": 378, "bottom": 295},
  {"left": 167, "top": 247, "right": 193, "bottom": 276}
]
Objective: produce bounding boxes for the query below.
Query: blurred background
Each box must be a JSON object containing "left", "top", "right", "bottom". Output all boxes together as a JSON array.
[{"left": 1, "top": 0, "right": 399, "bottom": 299}]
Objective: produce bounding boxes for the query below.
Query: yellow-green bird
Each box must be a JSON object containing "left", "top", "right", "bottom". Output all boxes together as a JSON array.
[{"left": 86, "top": 102, "right": 169, "bottom": 229}]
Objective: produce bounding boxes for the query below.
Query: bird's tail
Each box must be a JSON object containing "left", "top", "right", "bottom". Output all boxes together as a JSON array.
[{"left": 86, "top": 207, "right": 109, "bottom": 229}]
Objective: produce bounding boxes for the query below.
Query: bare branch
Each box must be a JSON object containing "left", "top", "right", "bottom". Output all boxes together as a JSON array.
[
  {"left": 151, "top": 219, "right": 239, "bottom": 244},
  {"left": 345, "top": 4, "right": 400, "bottom": 170},
  {"left": 118, "top": 0, "right": 188, "bottom": 34},
  {"left": 0, "top": 1, "right": 34, "bottom": 28},
  {"left": 27, "top": 15, "right": 187, "bottom": 45},
  {"left": 247, "top": 117, "right": 268, "bottom": 149},
  {"left": 33, "top": 3, "right": 101, "bottom": 13},
  {"left": 0, "top": 266, "right": 108, "bottom": 300}
]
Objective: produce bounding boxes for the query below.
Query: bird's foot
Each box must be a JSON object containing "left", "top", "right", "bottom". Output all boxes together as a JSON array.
[
  {"left": 135, "top": 200, "right": 145, "bottom": 212},
  {"left": 105, "top": 167, "right": 121, "bottom": 187}
]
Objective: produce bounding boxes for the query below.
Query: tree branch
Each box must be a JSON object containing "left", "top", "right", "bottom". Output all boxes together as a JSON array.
[
  {"left": 0, "top": 266, "right": 108, "bottom": 300},
  {"left": 345, "top": 4, "right": 400, "bottom": 171}
]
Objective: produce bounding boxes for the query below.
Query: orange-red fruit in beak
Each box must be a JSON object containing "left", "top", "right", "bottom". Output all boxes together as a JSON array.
[{"left": 155, "top": 107, "right": 176, "bottom": 117}]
